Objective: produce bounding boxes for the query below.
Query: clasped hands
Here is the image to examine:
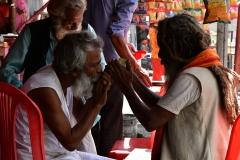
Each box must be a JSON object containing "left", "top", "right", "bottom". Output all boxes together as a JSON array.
[{"left": 104, "top": 59, "right": 152, "bottom": 90}]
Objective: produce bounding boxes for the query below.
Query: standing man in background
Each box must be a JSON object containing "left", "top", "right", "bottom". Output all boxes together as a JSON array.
[{"left": 83, "top": 0, "right": 152, "bottom": 156}]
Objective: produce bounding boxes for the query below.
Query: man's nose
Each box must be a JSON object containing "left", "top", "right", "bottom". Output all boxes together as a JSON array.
[{"left": 71, "top": 23, "right": 79, "bottom": 30}]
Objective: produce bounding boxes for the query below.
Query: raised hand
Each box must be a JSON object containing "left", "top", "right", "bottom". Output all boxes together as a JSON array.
[
  {"left": 105, "top": 59, "right": 134, "bottom": 92},
  {"left": 91, "top": 73, "right": 112, "bottom": 107}
]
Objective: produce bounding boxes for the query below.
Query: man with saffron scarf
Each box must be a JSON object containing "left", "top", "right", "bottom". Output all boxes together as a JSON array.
[{"left": 105, "top": 14, "right": 239, "bottom": 160}]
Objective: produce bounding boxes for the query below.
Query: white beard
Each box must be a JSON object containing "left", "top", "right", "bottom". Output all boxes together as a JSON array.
[
  {"left": 71, "top": 72, "right": 100, "bottom": 99},
  {"left": 54, "top": 22, "right": 82, "bottom": 40}
]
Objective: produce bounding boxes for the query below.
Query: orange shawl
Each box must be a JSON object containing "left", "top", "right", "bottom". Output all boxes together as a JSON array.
[{"left": 151, "top": 49, "right": 222, "bottom": 160}]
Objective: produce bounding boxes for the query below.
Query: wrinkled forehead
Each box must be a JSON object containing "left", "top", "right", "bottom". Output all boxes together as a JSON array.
[{"left": 85, "top": 50, "right": 101, "bottom": 64}]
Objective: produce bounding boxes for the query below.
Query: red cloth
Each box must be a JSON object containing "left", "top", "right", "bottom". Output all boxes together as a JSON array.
[
  {"left": 151, "top": 49, "right": 222, "bottom": 160},
  {"left": 152, "top": 58, "right": 164, "bottom": 81},
  {"left": 151, "top": 126, "right": 165, "bottom": 160}
]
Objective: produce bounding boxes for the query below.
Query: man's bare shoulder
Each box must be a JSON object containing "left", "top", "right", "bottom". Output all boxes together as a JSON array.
[{"left": 27, "top": 87, "right": 62, "bottom": 114}]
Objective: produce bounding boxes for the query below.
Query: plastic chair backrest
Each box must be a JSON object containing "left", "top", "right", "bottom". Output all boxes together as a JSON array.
[
  {"left": 0, "top": 82, "right": 46, "bottom": 160},
  {"left": 225, "top": 115, "right": 240, "bottom": 160}
]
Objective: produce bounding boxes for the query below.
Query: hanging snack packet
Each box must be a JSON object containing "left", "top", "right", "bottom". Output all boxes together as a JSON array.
[
  {"left": 193, "top": 0, "right": 202, "bottom": 9},
  {"left": 201, "top": 7, "right": 206, "bottom": 18},
  {"left": 165, "top": 2, "right": 175, "bottom": 11},
  {"left": 202, "top": 23, "right": 210, "bottom": 33},
  {"left": 192, "top": 10, "right": 202, "bottom": 21},
  {"left": 184, "top": 9, "right": 193, "bottom": 16},
  {"left": 203, "top": 0, "right": 231, "bottom": 23},
  {"left": 148, "top": 11, "right": 158, "bottom": 23},
  {"left": 184, "top": 0, "right": 193, "bottom": 9},
  {"left": 139, "top": 13, "right": 148, "bottom": 25},
  {"left": 131, "top": 13, "right": 139, "bottom": 24},
  {"left": 175, "top": 1, "right": 183, "bottom": 12},
  {"left": 148, "top": 1, "right": 156, "bottom": 10},
  {"left": 230, "top": 0, "right": 238, "bottom": 6},
  {"left": 156, "top": 2, "right": 165, "bottom": 9},
  {"left": 156, "top": 8, "right": 166, "bottom": 20},
  {"left": 139, "top": 1, "right": 147, "bottom": 12}
]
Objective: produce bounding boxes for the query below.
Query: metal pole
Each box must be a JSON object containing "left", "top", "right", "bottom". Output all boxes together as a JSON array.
[
  {"left": 233, "top": 5, "right": 240, "bottom": 88},
  {"left": 8, "top": 0, "right": 16, "bottom": 34},
  {"left": 216, "top": 23, "right": 228, "bottom": 67}
]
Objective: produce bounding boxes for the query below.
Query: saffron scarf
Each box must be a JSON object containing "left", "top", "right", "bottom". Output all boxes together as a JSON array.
[{"left": 151, "top": 49, "right": 222, "bottom": 160}]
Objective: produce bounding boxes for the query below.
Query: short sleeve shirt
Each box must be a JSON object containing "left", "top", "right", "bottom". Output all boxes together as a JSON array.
[{"left": 157, "top": 73, "right": 201, "bottom": 114}]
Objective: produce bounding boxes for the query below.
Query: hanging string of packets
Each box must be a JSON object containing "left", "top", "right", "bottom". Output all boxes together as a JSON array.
[{"left": 131, "top": 0, "right": 238, "bottom": 26}]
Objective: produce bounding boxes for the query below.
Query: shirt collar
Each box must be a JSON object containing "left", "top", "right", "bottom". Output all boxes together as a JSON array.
[{"left": 49, "top": 25, "right": 58, "bottom": 42}]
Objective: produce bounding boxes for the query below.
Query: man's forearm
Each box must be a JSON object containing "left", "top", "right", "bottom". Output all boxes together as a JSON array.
[
  {"left": 110, "top": 35, "right": 152, "bottom": 87},
  {"left": 70, "top": 98, "right": 102, "bottom": 150},
  {"left": 110, "top": 36, "right": 140, "bottom": 71},
  {"left": 132, "top": 73, "right": 160, "bottom": 107}
]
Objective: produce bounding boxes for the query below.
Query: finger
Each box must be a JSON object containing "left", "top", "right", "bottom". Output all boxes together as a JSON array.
[
  {"left": 147, "top": 78, "right": 153, "bottom": 87},
  {"left": 93, "top": 80, "right": 101, "bottom": 93},
  {"left": 105, "top": 60, "right": 116, "bottom": 74},
  {"left": 135, "top": 71, "right": 152, "bottom": 87},
  {"left": 126, "top": 60, "right": 132, "bottom": 71},
  {"left": 97, "top": 79, "right": 109, "bottom": 92},
  {"left": 111, "top": 59, "right": 121, "bottom": 69},
  {"left": 142, "top": 78, "right": 151, "bottom": 88},
  {"left": 101, "top": 77, "right": 111, "bottom": 85},
  {"left": 142, "top": 76, "right": 153, "bottom": 87},
  {"left": 102, "top": 79, "right": 112, "bottom": 88},
  {"left": 102, "top": 79, "right": 112, "bottom": 92},
  {"left": 106, "top": 80, "right": 112, "bottom": 90},
  {"left": 104, "top": 65, "right": 110, "bottom": 73},
  {"left": 111, "top": 60, "right": 122, "bottom": 73},
  {"left": 102, "top": 72, "right": 111, "bottom": 80}
]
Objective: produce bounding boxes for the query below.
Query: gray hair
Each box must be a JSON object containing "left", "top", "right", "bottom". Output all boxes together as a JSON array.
[
  {"left": 47, "top": 0, "right": 87, "bottom": 20},
  {"left": 52, "top": 31, "right": 103, "bottom": 75}
]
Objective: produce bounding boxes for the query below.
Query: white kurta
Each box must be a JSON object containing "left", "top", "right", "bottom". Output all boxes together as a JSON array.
[{"left": 16, "top": 65, "right": 111, "bottom": 160}]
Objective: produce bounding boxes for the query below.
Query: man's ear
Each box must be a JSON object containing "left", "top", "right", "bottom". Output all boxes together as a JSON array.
[
  {"left": 72, "top": 72, "right": 79, "bottom": 77},
  {"left": 70, "top": 68, "right": 81, "bottom": 77}
]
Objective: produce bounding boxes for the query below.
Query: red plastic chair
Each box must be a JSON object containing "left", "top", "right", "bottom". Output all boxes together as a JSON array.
[
  {"left": 225, "top": 115, "right": 240, "bottom": 160},
  {"left": 0, "top": 82, "right": 46, "bottom": 160}
]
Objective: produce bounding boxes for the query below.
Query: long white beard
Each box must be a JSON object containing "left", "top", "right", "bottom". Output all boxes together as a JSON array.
[
  {"left": 54, "top": 22, "right": 82, "bottom": 40},
  {"left": 72, "top": 72, "right": 100, "bottom": 99}
]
